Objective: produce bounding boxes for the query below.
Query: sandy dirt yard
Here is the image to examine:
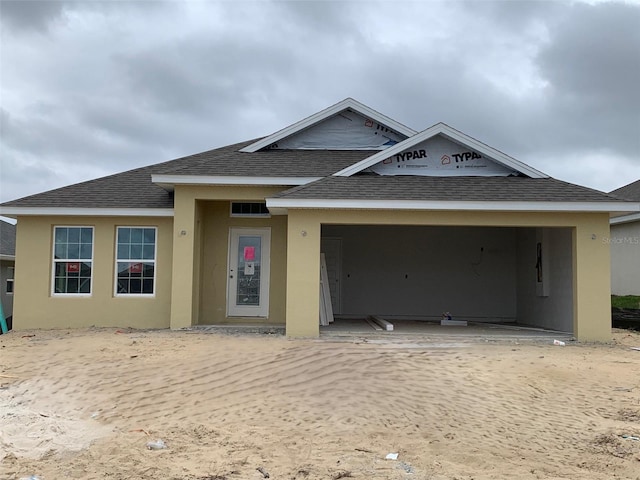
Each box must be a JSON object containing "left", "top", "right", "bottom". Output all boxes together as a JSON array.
[{"left": 1, "top": 327, "right": 639, "bottom": 480}]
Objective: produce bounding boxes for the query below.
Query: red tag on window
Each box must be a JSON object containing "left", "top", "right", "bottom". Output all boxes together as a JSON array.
[
  {"left": 130, "top": 263, "right": 143, "bottom": 274},
  {"left": 244, "top": 246, "right": 255, "bottom": 261},
  {"left": 67, "top": 262, "right": 80, "bottom": 273}
]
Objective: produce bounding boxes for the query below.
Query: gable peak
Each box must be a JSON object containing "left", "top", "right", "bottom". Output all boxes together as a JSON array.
[{"left": 239, "top": 98, "right": 417, "bottom": 153}]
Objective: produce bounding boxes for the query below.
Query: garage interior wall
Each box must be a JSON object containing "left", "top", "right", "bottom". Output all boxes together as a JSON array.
[
  {"left": 321, "top": 224, "right": 574, "bottom": 332},
  {"left": 321, "top": 225, "right": 518, "bottom": 321},
  {"left": 515, "top": 227, "right": 573, "bottom": 332}
]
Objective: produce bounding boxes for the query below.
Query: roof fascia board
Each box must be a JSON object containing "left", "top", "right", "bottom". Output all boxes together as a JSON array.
[
  {"left": 151, "top": 174, "right": 321, "bottom": 188},
  {"left": 0, "top": 207, "right": 175, "bottom": 217},
  {"left": 239, "top": 98, "right": 417, "bottom": 153},
  {"left": 266, "top": 198, "right": 636, "bottom": 213},
  {"left": 610, "top": 212, "right": 640, "bottom": 225},
  {"left": 333, "top": 123, "right": 549, "bottom": 178}
]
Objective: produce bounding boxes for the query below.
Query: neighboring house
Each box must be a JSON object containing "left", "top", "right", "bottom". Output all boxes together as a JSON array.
[
  {"left": 1, "top": 99, "right": 638, "bottom": 341},
  {"left": 0, "top": 219, "right": 16, "bottom": 326},
  {"left": 609, "top": 180, "right": 640, "bottom": 296}
]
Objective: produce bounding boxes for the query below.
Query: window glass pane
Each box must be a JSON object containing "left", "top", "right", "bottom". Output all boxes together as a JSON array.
[
  {"left": 142, "top": 244, "right": 155, "bottom": 260},
  {"left": 118, "top": 228, "right": 130, "bottom": 243},
  {"left": 130, "top": 228, "right": 143, "bottom": 243},
  {"left": 115, "top": 261, "right": 154, "bottom": 294},
  {"left": 130, "top": 278, "right": 142, "bottom": 293},
  {"left": 143, "top": 228, "right": 155, "bottom": 243},
  {"left": 117, "top": 279, "right": 129, "bottom": 294},
  {"left": 80, "top": 243, "right": 92, "bottom": 259},
  {"left": 67, "top": 278, "right": 79, "bottom": 293},
  {"left": 80, "top": 262, "right": 92, "bottom": 276},
  {"left": 67, "top": 243, "right": 81, "bottom": 259},
  {"left": 6, "top": 280, "right": 14, "bottom": 294},
  {"left": 54, "top": 277, "right": 65, "bottom": 293},
  {"left": 79, "top": 278, "right": 91, "bottom": 293},
  {"left": 68, "top": 228, "right": 80, "bottom": 243},
  {"left": 142, "top": 279, "right": 153, "bottom": 294},
  {"left": 81, "top": 228, "right": 93, "bottom": 243},
  {"left": 143, "top": 262, "right": 154, "bottom": 277},
  {"left": 117, "top": 244, "right": 129, "bottom": 260},
  {"left": 117, "top": 262, "right": 130, "bottom": 277},
  {"left": 235, "top": 236, "right": 261, "bottom": 306},
  {"left": 54, "top": 244, "right": 67, "bottom": 259},
  {"left": 55, "top": 263, "right": 65, "bottom": 276},
  {"left": 55, "top": 228, "right": 67, "bottom": 244},
  {"left": 53, "top": 261, "right": 92, "bottom": 294},
  {"left": 130, "top": 244, "right": 142, "bottom": 259}
]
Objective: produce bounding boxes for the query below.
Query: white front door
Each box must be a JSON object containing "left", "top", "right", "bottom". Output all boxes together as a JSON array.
[{"left": 227, "top": 228, "right": 271, "bottom": 317}]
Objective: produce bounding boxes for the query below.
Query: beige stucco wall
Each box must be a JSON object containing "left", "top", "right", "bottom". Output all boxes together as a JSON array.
[
  {"left": 198, "top": 201, "right": 287, "bottom": 324},
  {"left": 12, "top": 216, "right": 174, "bottom": 329},
  {"left": 169, "top": 185, "right": 287, "bottom": 329},
  {"left": 285, "top": 209, "right": 612, "bottom": 341},
  {"left": 9, "top": 195, "right": 613, "bottom": 342},
  {"left": 610, "top": 221, "right": 640, "bottom": 295}
]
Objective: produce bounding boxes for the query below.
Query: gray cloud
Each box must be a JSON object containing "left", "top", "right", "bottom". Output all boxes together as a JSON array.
[
  {"left": 534, "top": 2, "right": 640, "bottom": 156},
  {"left": 0, "top": 0, "right": 67, "bottom": 32},
  {"left": 1, "top": 0, "right": 639, "bottom": 203}
]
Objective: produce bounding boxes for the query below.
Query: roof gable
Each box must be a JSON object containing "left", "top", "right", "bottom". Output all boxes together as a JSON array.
[
  {"left": 334, "top": 122, "right": 549, "bottom": 179},
  {"left": 239, "top": 98, "right": 417, "bottom": 152},
  {"left": 610, "top": 179, "right": 640, "bottom": 201}
]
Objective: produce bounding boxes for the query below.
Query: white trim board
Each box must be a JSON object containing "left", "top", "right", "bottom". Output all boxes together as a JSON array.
[
  {"left": 152, "top": 174, "right": 321, "bottom": 190},
  {"left": 0, "top": 207, "right": 175, "bottom": 217},
  {"left": 334, "top": 122, "right": 549, "bottom": 179},
  {"left": 266, "top": 198, "right": 637, "bottom": 213},
  {"left": 239, "top": 98, "right": 417, "bottom": 153},
  {"left": 611, "top": 212, "right": 640, "bottom": 225}
]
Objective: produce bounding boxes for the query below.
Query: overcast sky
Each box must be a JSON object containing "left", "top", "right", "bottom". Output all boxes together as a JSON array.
[{"left": 1, "top": 0, "right": 639, "bottom": 205}]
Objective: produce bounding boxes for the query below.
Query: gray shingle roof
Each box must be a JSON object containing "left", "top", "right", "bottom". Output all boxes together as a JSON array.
[
  {"left": 275, "top": 175, "right": 625, "bottom": 203},
  {"left": 610, "top": 179, "right": 640, "bottom": 201},
  {"left": 1, "top": 139, "right": 373, "bottom": 209},
  {"left": 1, "top": 163, "right": 174, "bottom": 209},
  {"left": 0, "top": 220, "right": 16, "bottom": 257},
  {"left": 0, "top": 136, "right": 629, "bottom": 210},
  {"left": 157, "top": 141, "right": 374, "bottom": 177}
]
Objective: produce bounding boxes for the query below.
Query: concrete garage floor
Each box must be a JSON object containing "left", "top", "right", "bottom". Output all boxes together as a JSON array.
[
  {"left": 320, "top": 318, "right": 574, "bottom": 343},
  {"left": 190, "top": 319, "right": 573, "bottom": 344}
]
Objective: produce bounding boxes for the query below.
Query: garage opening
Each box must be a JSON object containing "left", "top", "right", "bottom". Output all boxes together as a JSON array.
[{"left": 321, "top": 225, "right": 574, "bottom": 334}]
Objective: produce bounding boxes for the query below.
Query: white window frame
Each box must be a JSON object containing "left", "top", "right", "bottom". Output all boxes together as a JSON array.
[
  {"left": 51, "top": 226, "right": 94, "bottom": 296},
  {"left": 114, "top": 226, "right": 157, "bottom": 297},
  {"left": 6, "top": 267, "right": 14, "bottom": 295},
  {"left": 229, "top": 202, "right": 271, "bottom": 218}
]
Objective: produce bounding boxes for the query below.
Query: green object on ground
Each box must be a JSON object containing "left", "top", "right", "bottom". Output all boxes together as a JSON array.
[{"left": 0, "top": 301, "right": 7, "bottom": 334}]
